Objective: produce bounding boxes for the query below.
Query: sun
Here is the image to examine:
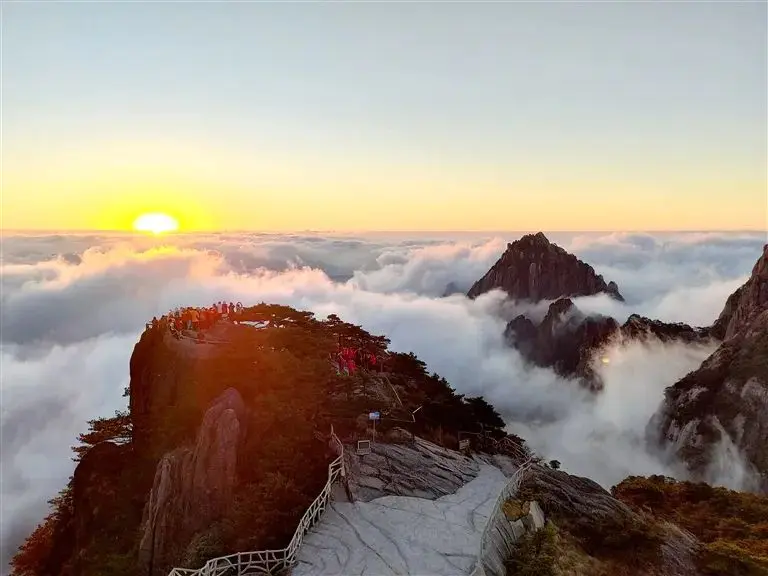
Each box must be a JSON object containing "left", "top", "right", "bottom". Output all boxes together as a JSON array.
[{"left": 133, "top": 213, "right": 179, "bottom": 235}]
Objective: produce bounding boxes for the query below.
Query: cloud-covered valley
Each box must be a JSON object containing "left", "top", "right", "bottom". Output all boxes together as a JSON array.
[{"left": 1, "top": 229, "right": 765, "bottom": 569}]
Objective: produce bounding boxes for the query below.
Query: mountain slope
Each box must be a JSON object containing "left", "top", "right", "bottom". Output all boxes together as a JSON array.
[{"left": 467, "top": 232, "right": 624, "bottom": 302}]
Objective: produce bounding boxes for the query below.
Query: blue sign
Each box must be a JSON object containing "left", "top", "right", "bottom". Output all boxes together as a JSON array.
[{"left": 369, "top": 411, "right": 380, "bottom": 420}]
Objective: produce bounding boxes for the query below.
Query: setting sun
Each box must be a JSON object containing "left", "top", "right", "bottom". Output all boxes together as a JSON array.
[{"left": 133, "top": 213, "right": 179, "bottom": 235}]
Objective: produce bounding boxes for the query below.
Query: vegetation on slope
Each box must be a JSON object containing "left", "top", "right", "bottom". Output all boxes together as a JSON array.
[
  {"left": 512, "top": 465, "right": 670, "bottom": 576},
  {"left": 11, "top": 303, "right": 511, "bottom": 576},
  {"left": 614, "top": 475, "right": 768, "bottom": 575},
  {"left": 506, "top": 521, "right": 559, "bottom": 576}
]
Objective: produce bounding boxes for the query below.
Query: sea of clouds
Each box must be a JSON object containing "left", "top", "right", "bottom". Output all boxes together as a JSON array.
[{"left": 1, "top": 229, "right": 766, "bottom": 569}]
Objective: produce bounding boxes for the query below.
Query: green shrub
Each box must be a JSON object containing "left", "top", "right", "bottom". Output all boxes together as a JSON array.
[{"left": 506, "top": 521, "right": 558, "bottom": 576}]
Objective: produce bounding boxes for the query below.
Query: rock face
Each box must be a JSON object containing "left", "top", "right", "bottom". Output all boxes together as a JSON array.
[
  {"left": 711, "top": 244, "right": 768, "bottom": 340},
  {"left": 344, "top": 435, "right": 483, "bottom": 502},
  {"left": 72, "top": 442, "right": 125, "bottom": 554},
  {"left": 651, "top": 246, "right": 768, "bottom": 492},
  {"left": 138, "top": 388, "right": 246, "bottom": 575},
  {"left": 621, "top": 314, "right": 711, "bottom": 343},
  {"left": 467, "top": 232, "right": 624, "bottom": 302},
  {"left": 505, "top": 298, "right": 618, "bottom": 389},
  {"left": 505, "top": 299, "right": 711, "bottom": 389}
]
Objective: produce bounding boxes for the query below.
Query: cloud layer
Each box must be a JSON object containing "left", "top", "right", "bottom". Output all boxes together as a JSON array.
[{"left": 1, "top": 230, "right": 765, "bottom": 571}]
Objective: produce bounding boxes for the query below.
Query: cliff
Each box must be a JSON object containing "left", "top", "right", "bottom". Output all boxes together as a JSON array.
[
  {"left": 138, "top": 388, "right": 246, "bottom": 574},
  {"left": 651, "top": 246, "right": 768, "bottom": 492},
  {"left": 467, "top": 232, "right": 624, "bottom": 302},
  {"left": 711, "top": 244, "right": 768, "bottom": 341}
]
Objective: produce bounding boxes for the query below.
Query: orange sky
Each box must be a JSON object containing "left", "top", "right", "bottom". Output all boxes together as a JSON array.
[{"left": 3, "top": 2, "right": 767, "bottom": 232}]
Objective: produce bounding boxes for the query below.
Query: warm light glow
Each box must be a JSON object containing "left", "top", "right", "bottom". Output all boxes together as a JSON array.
[
  {"left": 601, "top": 357, "right": 611, "bottom": 365},
  {"left": 133, "top": 213, "right": 179, "bottom": 235}
]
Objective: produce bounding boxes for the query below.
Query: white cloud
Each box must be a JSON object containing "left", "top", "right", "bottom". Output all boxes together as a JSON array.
[{"left": 0, "top": 230, "right": 763, "bottom": 571}]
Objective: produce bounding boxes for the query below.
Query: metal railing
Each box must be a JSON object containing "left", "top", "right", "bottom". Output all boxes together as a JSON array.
[
  {"left": 168, "top": 426, "right": 345, "bottom": 576},
  {"left": 471, "top": 458, "right": 536, "bottom": 576}
]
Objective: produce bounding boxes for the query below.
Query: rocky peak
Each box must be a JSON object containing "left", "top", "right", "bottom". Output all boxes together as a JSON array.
[
  {"left": 711, "top": 244, "right": 768, "bottom": 340},
  {"left": 506, "top": 301, "right": 711, "bottom": 390},
  {"left": 138, "top": 388, "right": 246, "bottom": 575},
  {"left": 467, "top": 232, "right": 624, "bottom": 302}
]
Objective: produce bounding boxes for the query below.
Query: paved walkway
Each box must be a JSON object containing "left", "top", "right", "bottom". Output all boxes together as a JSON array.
[{"left": 292, "top": 464, "right": 507, "bottom": 576}]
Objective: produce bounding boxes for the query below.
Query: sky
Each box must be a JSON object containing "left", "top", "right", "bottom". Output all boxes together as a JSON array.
[
  {"left": 2, "top": 2, "right": 767, "bottom": 232},
  {"left": 1, "top": 230, "right": 766, "bottom": 573}
]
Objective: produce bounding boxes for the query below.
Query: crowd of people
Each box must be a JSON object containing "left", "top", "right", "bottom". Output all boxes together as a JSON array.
[
  {"left": 146, "top": 305, "right": 388, "bottom": 377},
  {"left": 148, "top": 301, "right": 244, "bottom": 339},
  {"left": 333, "top": 346, "right": 382, "bottom": 375}
]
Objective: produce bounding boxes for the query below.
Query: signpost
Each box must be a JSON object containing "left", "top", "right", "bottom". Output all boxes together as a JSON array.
[
  {"left": 357, "top": 439, "right": 371, "bottom": 455},
  {"left": 459, "top": 438, "right": 470, "bottom": 451},
  {"left": 369, "top": 411, "right": 380, "bottom": 443}
]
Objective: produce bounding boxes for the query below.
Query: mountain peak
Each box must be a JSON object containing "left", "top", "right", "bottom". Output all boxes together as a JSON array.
[
  {"left": 467, "top": 233, "right": 624, "bottom": 302},
  {"left": 514, "top": 232, "right": 552, "bottom": 248}
]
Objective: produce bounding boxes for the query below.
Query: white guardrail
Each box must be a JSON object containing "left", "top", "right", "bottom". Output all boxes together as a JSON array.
[
  {"left": 470, "top": 452, "right": 536, "bottom": 576},
  {"left": 168, "top": 427, "right": 345, "bottom": 576}
]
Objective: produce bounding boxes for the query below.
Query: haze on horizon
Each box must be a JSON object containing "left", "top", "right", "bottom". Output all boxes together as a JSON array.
[{"left": 2, "top": 2, "right": 766, "bottom": 233}]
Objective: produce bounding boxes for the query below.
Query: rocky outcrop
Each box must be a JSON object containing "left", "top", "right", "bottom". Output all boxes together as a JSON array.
[
  {"left": 651, "top": 246, "right": 768, "bottom": 492},
  {"left": 504, "top": 300, "right": 711, "bottom": 389},
  {"left": 138, "top": 388, "right": 246, "bottom": 575},
  {"left": 129, "top": 328, "right": 187, "bottom": 454},
  {"left": 344, "top": 435, "right": 485, "bottom": 502},
  {"left": 521, "top": 465, "right": 703, "bottom": 576},
  {"left": 467, "top": 232, "right": 624, "bottom": 302},
  {"left": 504, "top": 298, "right": 618, "bottom": 389},
  {"left": 711, "top": 244, "right": 768, "bottom": 340},
  {"left": 621, "top": 314, "right": 711, "bottom": 343},
  {"left": 522, "top": 464, "right": 643, "bottom": 533}
]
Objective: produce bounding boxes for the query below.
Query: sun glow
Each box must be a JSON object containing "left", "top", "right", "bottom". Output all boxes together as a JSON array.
[{"left": 133, "top": 213, "right": 179, "bottom": 235}]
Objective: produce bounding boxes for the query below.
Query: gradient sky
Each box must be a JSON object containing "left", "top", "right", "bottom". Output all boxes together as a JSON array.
[{"left": 2, "top": 2, "right": 767, "bottom": 232}]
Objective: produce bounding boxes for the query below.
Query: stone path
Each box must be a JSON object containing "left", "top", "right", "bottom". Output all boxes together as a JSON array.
[{"left": 292, "top": 464, "right": 508, "bottom": 576}]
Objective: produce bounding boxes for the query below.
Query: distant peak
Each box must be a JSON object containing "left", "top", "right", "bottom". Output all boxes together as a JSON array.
[
  {"left": 548, "top": 298, "right": 576, "bottom": 316},
  {"left": 512, "top": 232, "right": 552, "bottom": 248}
]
